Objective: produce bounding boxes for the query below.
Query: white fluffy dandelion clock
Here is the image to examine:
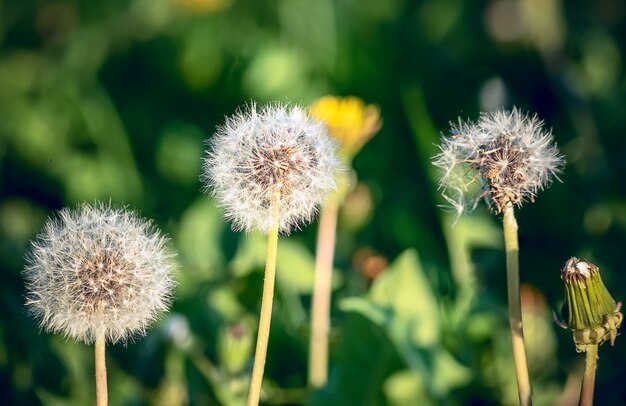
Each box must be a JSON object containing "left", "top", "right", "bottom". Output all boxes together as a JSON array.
[
  {"left": 23, "top": 202, "right": 176, "bottom": 406},
  {"left": 201, "top": 103, "right": 340, "bottom": 406},
  {"left": 202, "top": 103, "right": 340, "bottom": 235}
]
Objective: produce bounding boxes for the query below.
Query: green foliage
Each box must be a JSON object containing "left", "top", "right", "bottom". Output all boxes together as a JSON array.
[
  {"left": 1, "top": 0, "right": 626, "bottom": 405},
  {"left": 341, "top": 249, "right": 472, "bottom": 403}
]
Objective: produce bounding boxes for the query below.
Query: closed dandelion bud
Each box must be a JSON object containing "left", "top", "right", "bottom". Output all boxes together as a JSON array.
[
  {"left": 433, "top": 108, "right": 564, "bottom": 218},
  {"left": 23, "top": 202, "right": 176, "bottom": 345},
  {"left": 310, "top": 96, "right": 382, "bottom": 160},
  {"left": 217, "top": 322, "right": 254, "bottom": 375},
  {"left": 559, "top": 257, "right": 623, "bottom": 352},
  {"left": 202, "top": 103, "right": 341, "bottom": 235}
]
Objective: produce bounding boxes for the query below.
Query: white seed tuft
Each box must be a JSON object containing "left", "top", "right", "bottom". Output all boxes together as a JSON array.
[
  {"left": 432, "top": 107, "right": 565, "bottom": 219},
  {"left": 23, "top": 202, "right": 176, "bottom": 344},
  {"left": 201, "top": 103, "right": 340, "bottom": 234}
]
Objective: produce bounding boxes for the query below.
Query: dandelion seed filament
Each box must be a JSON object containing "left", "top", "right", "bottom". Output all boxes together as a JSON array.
[
  {"left": 23, "top": 203, "right": 175, "bottom": 344},
  {"left": 432, "top": 108, "right": 564, "bottom": 217},
  {"left": 203, "top": 103, "right": 339, "bottom": 234}
]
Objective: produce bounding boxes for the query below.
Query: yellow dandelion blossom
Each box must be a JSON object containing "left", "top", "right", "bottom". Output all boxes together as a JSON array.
[{"left": 310, "top": 96, "right": 382, "bottom": 159}]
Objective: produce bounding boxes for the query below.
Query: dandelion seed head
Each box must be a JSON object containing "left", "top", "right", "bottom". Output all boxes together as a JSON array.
[
  {"left": 432, "top": 107, "right": 565, "bottom": 218},
  {"left": 23, "top": 202, "right": 176, "bottom": 345},
  {"left": 202, "top": 103, "right": 340, "bottom": 234}
]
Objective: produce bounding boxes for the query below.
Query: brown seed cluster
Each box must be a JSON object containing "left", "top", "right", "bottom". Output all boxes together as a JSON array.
[
  {"left": 479, "top": 138, "right": 532, "bottom": 212},
  {"left": 248, "top": 145, "right": 298, "bottom": 202},
  {"left": 74, "top": 251, "right": 136, "bottom": 314}
]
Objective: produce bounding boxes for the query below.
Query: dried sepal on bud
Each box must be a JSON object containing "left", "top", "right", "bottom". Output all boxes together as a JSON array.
[
  {"left": 432, "top": 108, "right": 564, "bottom": 218},
  {"left": 559, "top": 257, "right": 623, "bottom": 352},
  {"left": 23, "top": 202, "right": 176, "bottom": 344},
  {"left": 202, "top": 103, "right": 341, "bottom": 235}
]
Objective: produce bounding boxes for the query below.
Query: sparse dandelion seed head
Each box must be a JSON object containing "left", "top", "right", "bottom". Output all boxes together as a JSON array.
[
  {"left": 202, "top": 103, "right": 340, "bottom": 234},
  {"left": 432, "top": 107, "right": 565, "bottom": 218},
  {"left": 23, "top": 202, "right": 176, "bottom": 345}
]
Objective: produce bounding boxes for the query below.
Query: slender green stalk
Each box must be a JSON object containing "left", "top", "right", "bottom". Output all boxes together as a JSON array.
[
  {"left": 95, "top": 334, "right": 108, "bottom": 406},
  {"left": 247, "top": 224, "right": 279, "bottom": 406},
  {"left": 579, "top": 344, "right": 598, "bottom": 406},
  {"left": 308, "top": 199, "right": 339, "bottom": 388},
  {"left": 503, "top": 205, "right": 532, "bottom": 406}
]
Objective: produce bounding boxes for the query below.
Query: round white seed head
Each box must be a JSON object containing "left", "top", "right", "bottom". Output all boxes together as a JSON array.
[
  {"left": 23, "top": 202, "right": 176, "bottom": 345},
  {"left": 432, "top": 107, "right": 565, "bottom": 218},
  {"left": 202, "top": 103, "right": 340, "bottom": 234}
]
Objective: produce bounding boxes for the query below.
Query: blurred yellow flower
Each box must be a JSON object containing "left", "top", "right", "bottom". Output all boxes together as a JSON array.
[
  {"left": 310, "top": 96, "right": 382, "bottom": 160},
  {"left": 176, "top": 0, "right": 232, "bottom": 14}
]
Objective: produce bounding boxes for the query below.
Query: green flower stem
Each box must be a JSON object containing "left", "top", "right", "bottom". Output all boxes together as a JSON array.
[
  {"left": 308, "top": 199, "right": 339, "bottom": 388},
  {"left": 95, "top": 334, "right": 108, "bottom": 406},
  {"left": 503, "top": 205, "right": 532, "bottom": 406},
  {"left": 248, "top": 224, "right": 279, "bottom": 406},
  {"left": 580, "top": 344, "right": 598, "bottom": 406}
]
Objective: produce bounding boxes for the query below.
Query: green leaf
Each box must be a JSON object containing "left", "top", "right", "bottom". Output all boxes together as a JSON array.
[
  {"left": 368, "top": 249, "right": 440, "bottom": 346},
  {"left": 430, "top": 348, "right": 472, "bottom": 394},
  {"left": 383, "top": 369, "right": 431, "bottom": 406},
  {"left": 340, "top": 249, "right": 471, "bottom": 398},
  {"left": 276, "top": 239, "right": 317, "bottom": 293},
  {"left": 441, "top": 212, "right": 501, "bottom": 326},
  {"left": 340, "top": 249, "right": 440, "bottom": 351},
  {"left": 230, "top": 231, "right": 266, "bottom": 277},
  {"left": 231, "top": 235, "right": 342, "bottom": 294},
  {"left": 176, "top": 198, "right": 227, "bottom": 296},
  {"left": 383, "top": 349, "right": 472, "bottom": 406}
]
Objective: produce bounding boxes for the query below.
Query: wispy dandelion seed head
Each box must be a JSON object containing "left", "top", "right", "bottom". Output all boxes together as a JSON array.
[
  {"left": 23, "top": 202, "right": 176, "bottom": 345},
  {"left": 432, "top": 108, "right": 565, "bottom": 219},
  {"left": 202, "top": 103, "right": 340, "bottom": 234}
]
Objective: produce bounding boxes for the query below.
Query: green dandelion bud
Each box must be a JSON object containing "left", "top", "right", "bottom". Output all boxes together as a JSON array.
[
  {"left": 559, "top": 257, "right": 623, "bottom": 352},
  {"left": 217, "top": 322, "right": 254, "bottom": 375}
]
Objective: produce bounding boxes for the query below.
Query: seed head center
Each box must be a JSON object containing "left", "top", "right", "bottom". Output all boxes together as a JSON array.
[
  {"left": 480, "top": 138, "right": 530, "bottom": 209},
  {"left": 251, "top": 145, "right": 298, "bottom": 192},
  {"left": 75, "top": 251, "right": 130, "bottom": 311}
]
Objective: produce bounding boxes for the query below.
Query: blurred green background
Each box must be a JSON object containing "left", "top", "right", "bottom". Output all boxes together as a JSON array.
[{"left": 1, "top": 0, "right": 626, "bottom": 404}]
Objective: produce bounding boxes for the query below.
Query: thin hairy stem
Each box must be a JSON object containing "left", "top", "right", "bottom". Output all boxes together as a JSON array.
[
  {"left": 247, "top": 224, "right": 280, "bottom": 406},
  {"left": 579, "top": 344, "right": 598, "bottom": 406},
  {"left": 308, "top": 199, "right": 339, "bottom": 387},
  {"left": 503, "top": 205, "right": 532, "bottom": 406},
  {"left": 95, "top": 334, "right": 108, "bottom": 406}
]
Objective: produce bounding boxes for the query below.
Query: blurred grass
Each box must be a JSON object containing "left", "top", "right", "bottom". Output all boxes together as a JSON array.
[{"left": 1, "top": 0, "right": 626, "bottom": 405}]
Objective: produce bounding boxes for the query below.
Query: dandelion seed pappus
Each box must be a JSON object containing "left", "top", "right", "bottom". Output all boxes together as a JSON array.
[{"left": 202, "top": 103, "right": 340, "bottom": 234}]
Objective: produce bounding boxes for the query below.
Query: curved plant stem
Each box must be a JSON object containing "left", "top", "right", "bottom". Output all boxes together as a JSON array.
[
  {"left": 503, "top": 205, "right": 532, "bottom": 406},
  {"left": 248, "top": 224, "right": 280, "bottom": 406},
  {"left": 308, "top": 199, "right": 339, "bottom": 388},
  {"left": 579, "top": 344, "right": 598, "bottom": 406},
  {"left": 95, "top": 334, "right": 108, "bottom": 406}
]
